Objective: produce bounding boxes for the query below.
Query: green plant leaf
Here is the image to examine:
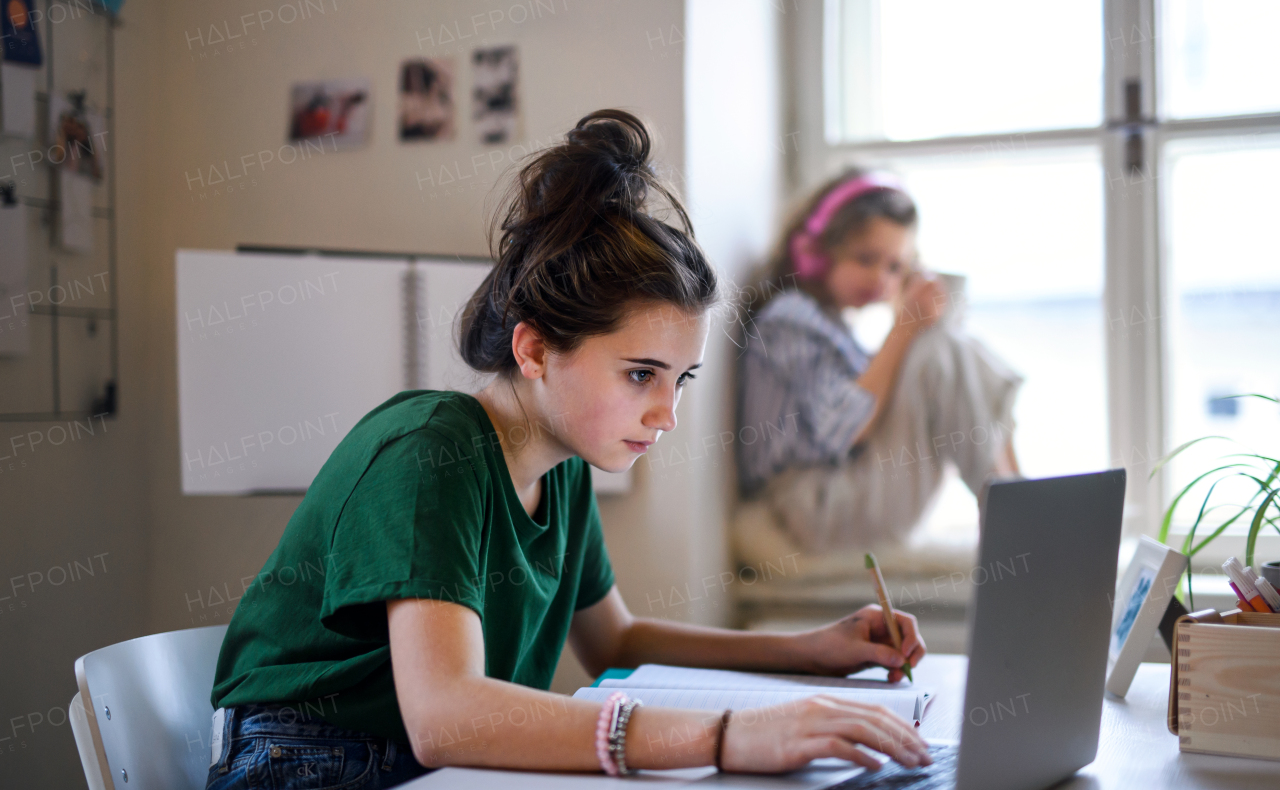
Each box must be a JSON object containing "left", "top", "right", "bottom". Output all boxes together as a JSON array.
[
  {"left": 1220, "top": 452, "right": 1280, "bottom": 468},
  {"left": 1189, "top": 504, "right": 1250, "bottom": 555},
  {"left": 1149, "top": 435, "right": 1228, "bottom": 481},
  {"left": 1245, "top": 488, "right": 1280, "bottom": 571},
  {"left": 1264, "top": 457, "right": 1280, "bottom": 491},
  {"left": 1223, "top": 393, "right": 1279, "bottom": 405},
  {"left": 1183, "top": 478, "right": 1226, "bottom": 557},
  {"left": 1235, "top": 472, "right": 1280, "bottom": 496},
  {"left": 1181, "top": 471, "right": 1274, "bottom": 556},
  {"left": 1158, "top": 462, "right": 1253, "bottom": 544},
  {"left": 1155, "top": 413, "right": 1280, "bottom": 562}
]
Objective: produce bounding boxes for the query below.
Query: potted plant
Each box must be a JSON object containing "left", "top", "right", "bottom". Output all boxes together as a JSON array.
[{"left": 1152, "top": 394, "right": 1280, "bottom": 607}]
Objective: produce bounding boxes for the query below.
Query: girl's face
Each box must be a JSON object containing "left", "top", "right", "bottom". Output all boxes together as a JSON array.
[
  {"left": 821, "top": 216, "right": 916, "bottom": 309},
  {"left": 535, "top": 301, "right": 710, "bottom": 473}
]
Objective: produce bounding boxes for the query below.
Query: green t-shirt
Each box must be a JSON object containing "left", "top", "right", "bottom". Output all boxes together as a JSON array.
[{"left": 210, "top": 390, "right": 616, "bottom": 745}]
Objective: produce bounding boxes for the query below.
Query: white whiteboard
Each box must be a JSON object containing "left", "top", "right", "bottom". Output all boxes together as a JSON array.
[{"left": 175, "top": 249, "right": 630, "bottom": 495}]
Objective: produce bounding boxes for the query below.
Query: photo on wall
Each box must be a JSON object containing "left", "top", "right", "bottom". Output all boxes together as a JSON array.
[
  {"left": 1, "top": 0, "right": 41, "bottom": 65},
  {"left": 288, "top": 78, "right": 370, "bottom": 150},
  {"left": 50, "top": 91, "right": 105, "bottom": 181},
  {"left": 398, "top": 58, "right": 455, "bottom": 142},
  {"left": 472, "top": 46, "right": 518, "bottom": 145}
]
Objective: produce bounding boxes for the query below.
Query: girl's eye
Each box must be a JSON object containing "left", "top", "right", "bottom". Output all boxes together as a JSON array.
[{"left": 629, "top": 370, "right": 697, "bottom": 386}]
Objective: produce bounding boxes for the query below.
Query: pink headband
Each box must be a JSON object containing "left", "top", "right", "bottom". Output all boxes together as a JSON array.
[{"left": 789, "top": 172, "right": 906, "bottom": 279}]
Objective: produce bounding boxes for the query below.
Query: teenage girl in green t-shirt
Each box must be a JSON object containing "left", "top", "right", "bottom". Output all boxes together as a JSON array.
[{"left": 206, "top": 109, "right": 930, "bottom": 789}]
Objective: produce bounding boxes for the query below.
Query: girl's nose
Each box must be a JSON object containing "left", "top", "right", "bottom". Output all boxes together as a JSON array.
[
  {"left": 645, "top": 391, "right": 678, "bottom": 434},
  {"left": 871, "top": 269, "right": 897, "bottom": 299}
]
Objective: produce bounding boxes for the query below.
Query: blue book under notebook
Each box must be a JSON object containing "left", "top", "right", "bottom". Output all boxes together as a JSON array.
[{"left": 589, "top": 668, "right": 635, "bottom": 687}]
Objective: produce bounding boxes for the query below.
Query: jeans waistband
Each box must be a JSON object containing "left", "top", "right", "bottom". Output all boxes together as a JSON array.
[{"left": 211, "top": 703, "right": 401, "bottom": 775}]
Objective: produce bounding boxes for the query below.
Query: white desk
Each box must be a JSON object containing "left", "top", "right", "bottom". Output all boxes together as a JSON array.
[{"left": 401, "top": 655, "right": 1278, "bottom": 789}]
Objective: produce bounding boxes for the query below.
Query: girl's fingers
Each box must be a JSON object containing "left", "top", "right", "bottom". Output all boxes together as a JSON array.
[
  {"left": 810, "top": 697, "right": 929, "bottom": 755},
  {"left": 869, "top": 640, "right": 907, "bottom": 669},
  {"left": 798, "top": 736, "right": 886, "bottom": 771},
  {"left": 907, "top": 643, "right": 926, "bottom": 668},
  {"left": 824, "top": 716, "right": 927, "bottom": 768},
  {"left": 860, "top": 610, "right": 897, "bottom": 645},
  {"left": 895, "top": 613, "right": 925, "bottom": 660},
  {"left": 831, "top": 740, "right": 886, "bottom": 772},
  {"left": 856, "top": 608, "right": 923, "bottom": 675}
]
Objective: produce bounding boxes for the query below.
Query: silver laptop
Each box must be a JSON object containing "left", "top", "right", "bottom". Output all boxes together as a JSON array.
[{"left": 703, "top": 469, "right": 1127, "bottom": 790}]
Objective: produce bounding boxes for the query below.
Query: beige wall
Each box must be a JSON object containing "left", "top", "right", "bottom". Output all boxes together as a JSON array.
[
  {"left": 1, "top": 1, "right": 787, "bottom": 785},
  {"left": 0, "top": 3, "right": 160, "bottom": 788}
]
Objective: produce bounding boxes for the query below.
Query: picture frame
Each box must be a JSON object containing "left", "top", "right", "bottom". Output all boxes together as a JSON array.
[
  {"left": 1, "top": 0, "right": 42, "bottom": 66},
  {"left": 287, "top": 78, "right": 370, "bottom": 150},
  {"left": 399, "top": 58, "right": 455, "bottom": 142},
  {"left": 1105, "top": 535, "right": 1189, "bottom": 697},
  {"left": 472, "top": 45, "right": 517, "bottom": 145}
]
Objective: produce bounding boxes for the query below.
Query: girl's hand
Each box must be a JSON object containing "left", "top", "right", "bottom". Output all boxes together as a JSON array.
[
  {"left": 791, "top": 605, "right": 926, "bottom": 683},
  {"left": 720, "top": 695, "right": 932, "bottom": 773},
  {"left": 896, "top": 273, "right": 946, "bottom": 334}
]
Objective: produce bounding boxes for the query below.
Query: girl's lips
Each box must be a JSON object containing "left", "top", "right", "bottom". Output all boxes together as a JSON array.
[{"left": 624, "top": 440, "right": 652, "bottom": 453}]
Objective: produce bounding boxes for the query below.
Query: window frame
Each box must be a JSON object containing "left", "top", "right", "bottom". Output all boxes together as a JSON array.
[{"left": 786, "top": 0, "right": 1280, "bottom": 565}]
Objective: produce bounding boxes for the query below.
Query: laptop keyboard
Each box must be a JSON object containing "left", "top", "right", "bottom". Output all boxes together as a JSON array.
[{"left": 826, "top": 744, "right": 958, "bottom": 790}]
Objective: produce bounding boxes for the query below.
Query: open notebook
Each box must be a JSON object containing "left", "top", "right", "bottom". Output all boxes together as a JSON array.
[{"left": 572, "top": 664, "right": 933, "bottom": 723}]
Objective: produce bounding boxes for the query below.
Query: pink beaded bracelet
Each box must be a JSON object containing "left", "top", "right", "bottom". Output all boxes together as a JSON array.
[{"left": 595, "top": 692, "right": 627, "bottom": 776}]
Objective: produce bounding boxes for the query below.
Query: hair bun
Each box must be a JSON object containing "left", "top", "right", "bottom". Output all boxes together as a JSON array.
[
  {"left": 459, "top": 108, "right": 715, "bottom": 375},
  {"left": 556, "top": 109, "right": 658, "bottom": 216},
  {"left": 568, "top": 109, "right": 651, "bottom": 168}
]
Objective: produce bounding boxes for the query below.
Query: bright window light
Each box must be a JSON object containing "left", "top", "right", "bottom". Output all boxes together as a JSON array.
[
  {"left": 830, "top": 0, "right": 1103, "bottom": 142},
  {"left": 1164, "top": 137, "right": 1280, "bottom": 531},
  {"left": 1160, "top": 0, "right": 1280, "bottom": 120}
]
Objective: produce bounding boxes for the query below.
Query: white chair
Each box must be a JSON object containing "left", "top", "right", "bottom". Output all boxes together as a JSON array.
[{"left": 71, "top": 625, "right": 230, "bottom": 790}]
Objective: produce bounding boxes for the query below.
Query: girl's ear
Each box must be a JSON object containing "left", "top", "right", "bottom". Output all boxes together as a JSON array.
[{"left": 510, "top": 321, "right": 549, "bottom": 380}]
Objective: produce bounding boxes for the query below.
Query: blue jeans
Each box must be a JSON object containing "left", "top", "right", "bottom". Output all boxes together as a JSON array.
[{"left": 205, "top": 703, "right": 431, "bottom": 790}]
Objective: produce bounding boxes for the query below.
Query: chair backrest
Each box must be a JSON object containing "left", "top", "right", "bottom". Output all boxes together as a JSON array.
[
  {"left": 70, "top": 691, "right": 109, "bottom": 790},
  {"left": 74, "top": 625, "right": 229, "bottom": 790}
]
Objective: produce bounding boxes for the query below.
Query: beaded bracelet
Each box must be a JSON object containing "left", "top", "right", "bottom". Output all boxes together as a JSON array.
[
  {"left": 595, "top": 692, "right": 626, "bottom": 776},
  {"left": 609, "top": 697, "right": 643, "bottom": 775},
  {"left": 595, "top": 691, "right": 645, "bottom": 776}
]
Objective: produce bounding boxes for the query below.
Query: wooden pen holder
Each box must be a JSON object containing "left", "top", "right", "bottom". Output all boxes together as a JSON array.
[{"left": 1167, "top": 610, "right": 1280, "bottom": 760}]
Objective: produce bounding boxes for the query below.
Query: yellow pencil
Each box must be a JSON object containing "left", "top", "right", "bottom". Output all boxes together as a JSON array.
[{"left": 865, "top": 552, "right": 913, "bottom": 682}]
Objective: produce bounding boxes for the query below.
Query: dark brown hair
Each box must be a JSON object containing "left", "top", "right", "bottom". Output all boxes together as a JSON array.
[
  {"left": 459, "top": 109, "right": 718, "bottom": 374},
  {"left": 750, "top": 166, "right": 917, "bottom": 315}
]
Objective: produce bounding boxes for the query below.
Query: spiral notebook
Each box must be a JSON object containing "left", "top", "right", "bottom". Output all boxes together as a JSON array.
[{"left": 573, "top": 664, "right": 932, "bottom": 723}]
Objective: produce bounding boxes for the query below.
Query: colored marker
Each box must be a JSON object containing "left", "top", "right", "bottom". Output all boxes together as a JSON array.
[
  {"left": 1254, "top": 577, "right": 1280, "bottom": 613},
  {"left": 1224, "top": 559, "right": 1268, "bottom": 613},
  {"left": 1227, "top": 580, "right": 1257, "bottom": 612}
]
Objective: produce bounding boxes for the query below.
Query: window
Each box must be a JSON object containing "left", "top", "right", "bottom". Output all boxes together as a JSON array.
[
  {"left": 827, "top": 0, "right": 1102, "bottom": 142},
  {"left": 1158, "top": 0, "right": 1280, "bottom": 544},
  {"left": 1159, "top": 1, "right": 1280, "bottom": 120},
  {"left": 1163, "top": 137, "right": 1280, "bottom": 526},
  {"left": 896, "top": 150, "right": 1108, "bottom": 539},
  {"left": 800, "top": 0, "right": 1280, "bottom": 555}
]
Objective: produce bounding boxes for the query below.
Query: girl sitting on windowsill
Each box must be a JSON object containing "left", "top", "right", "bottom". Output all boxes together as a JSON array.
[{"left": 736, "top": 169, "right": 1023, "bottom": 554}]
